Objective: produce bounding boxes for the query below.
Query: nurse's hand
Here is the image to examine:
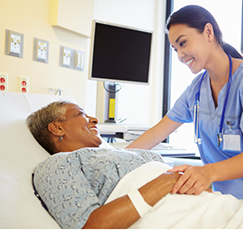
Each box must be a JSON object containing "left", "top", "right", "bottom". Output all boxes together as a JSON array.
[{"left": 167, "top": 165, "right": 212, "bottom": 195}]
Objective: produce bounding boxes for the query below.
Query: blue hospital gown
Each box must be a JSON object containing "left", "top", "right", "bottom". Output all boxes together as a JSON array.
[
  {"left": 167, "top": 63, "right": 243, "bottom": 199},
  {"left": 34, "top": 147, "right": 164, "bottom": 229}
]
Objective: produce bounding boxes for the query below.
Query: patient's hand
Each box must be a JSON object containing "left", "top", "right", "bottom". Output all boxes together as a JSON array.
[
  {"left": 167, "top": 165, "right": 212, "bottom": 195},
  {"left": 139, "top": 171, "right": 182, "bottom": 207}
]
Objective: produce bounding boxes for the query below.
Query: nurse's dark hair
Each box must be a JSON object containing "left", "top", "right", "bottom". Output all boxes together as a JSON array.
[
  {"left": 26, "top": 101, "right": 70, "bottom": 155},
  {"left": 166, "top": 5, "right": 243, "bottom": 59}
]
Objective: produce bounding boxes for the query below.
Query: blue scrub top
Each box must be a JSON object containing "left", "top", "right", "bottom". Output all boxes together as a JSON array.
[{"left": 167, "top": 63, "right": 243, "bottom": 199}]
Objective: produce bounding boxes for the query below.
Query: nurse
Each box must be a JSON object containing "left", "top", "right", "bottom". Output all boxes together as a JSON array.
[{"left": 126, "top": 5, "right": 243, "bottom": 199}]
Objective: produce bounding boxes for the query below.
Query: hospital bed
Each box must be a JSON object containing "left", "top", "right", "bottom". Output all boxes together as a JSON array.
[
  {"left": 0, "top": 92, "right": 127, "bottom": 228},
  {"left": 0, "top": 92, "right": 72, "bottom": 228},
  {"left": 1, "top": 92, "right": 243, "bottom": 229}
]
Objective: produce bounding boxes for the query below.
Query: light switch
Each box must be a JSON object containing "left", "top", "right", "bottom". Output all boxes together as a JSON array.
[
  {"left": 74, "top": 50, "right": 84, "bottom": 71},
  {"left": 5, "top": 29, "right": 24, "bottom": 58},
  {"left": 33, "top": 38, "right": 49, "bottom": 63}
]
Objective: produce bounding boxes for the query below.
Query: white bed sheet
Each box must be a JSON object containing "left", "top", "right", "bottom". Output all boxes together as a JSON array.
[{"left": 106, "top": 161, "right": 243, "bottom": 229}]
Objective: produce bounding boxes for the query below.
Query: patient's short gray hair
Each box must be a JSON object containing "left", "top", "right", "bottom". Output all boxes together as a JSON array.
[{"left": 26, "top": 101, "right": 70, "bottom": 155}]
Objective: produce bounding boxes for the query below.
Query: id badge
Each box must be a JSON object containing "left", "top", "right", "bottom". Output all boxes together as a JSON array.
[{"left": 223, "top": 128, "right": 241, "bottom": 151}]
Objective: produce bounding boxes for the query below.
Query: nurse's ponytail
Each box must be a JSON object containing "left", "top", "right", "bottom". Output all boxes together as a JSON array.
[
  {"left": 222, "top": 43, "right": 243, "bottom": 59},
  {"left": 166, "top": 5, "right": 243, "bottom": 59}
]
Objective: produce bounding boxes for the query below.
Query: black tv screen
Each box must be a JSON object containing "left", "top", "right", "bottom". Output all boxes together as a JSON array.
[{"left": 89, "top": 20, "right": 152, "bottom": 84}]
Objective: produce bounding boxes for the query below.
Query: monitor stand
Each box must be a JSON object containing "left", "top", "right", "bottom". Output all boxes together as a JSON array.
[{"left": 105, "top": 82, "right": 117, "bottom": 123}]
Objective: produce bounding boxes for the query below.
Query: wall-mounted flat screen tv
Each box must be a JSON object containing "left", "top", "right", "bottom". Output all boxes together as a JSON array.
[{"left": 88, "top": 20, "right": 153, "bottom": 84}]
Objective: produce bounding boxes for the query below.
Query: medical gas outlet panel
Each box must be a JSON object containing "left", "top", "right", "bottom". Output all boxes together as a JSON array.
[{"left": 3, "top": 29, "right": 85, "bottom": 93}]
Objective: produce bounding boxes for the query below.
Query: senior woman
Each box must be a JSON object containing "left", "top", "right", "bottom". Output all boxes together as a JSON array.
[
  {"left": 27, "top": 101, "right": 243, "bottom": 229},
  {"left": 27, "top": 101, "right": 180, "bottom": 229}
]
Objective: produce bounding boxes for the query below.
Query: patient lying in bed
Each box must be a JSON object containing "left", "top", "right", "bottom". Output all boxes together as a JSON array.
[{"left": 27, "top": 101, "right": 243, "bottom": 229}]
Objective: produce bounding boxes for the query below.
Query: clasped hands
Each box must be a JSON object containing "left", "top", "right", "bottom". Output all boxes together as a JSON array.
[{"left": 167, "top": 165, "right": 213, "bottom": 195}]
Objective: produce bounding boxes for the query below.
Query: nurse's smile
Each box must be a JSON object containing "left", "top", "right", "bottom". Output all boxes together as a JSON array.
[{"left": 185, "top": 58, "right": 194, "bottom": 67}]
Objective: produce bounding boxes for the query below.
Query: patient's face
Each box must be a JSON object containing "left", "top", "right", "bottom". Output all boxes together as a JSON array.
[{"left": 60, "top": 103, "right": 102, "bottom": 150}]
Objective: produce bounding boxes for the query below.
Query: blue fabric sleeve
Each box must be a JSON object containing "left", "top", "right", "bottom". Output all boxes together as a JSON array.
[
  {"left": 34, "top": 154, "right": 101, "bottom": 229},
  {"left": 167, "top": 86, "right": 193, "bottom": 124},
  {"left": 239, "top": 87, "right": 243, "bottom": 132}
]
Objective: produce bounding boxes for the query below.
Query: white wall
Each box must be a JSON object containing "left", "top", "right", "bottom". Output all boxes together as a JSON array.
[
  {"left": 0, "top": 0, "right": 166, "bottom": 126},
  {"left": 0, "top": 0, "right": 92, "bottom": 108}
]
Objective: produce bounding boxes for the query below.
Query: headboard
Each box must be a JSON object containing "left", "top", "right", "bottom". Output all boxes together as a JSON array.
[{"left": 0, "top": 92, "right": 78, "bottom": 228}]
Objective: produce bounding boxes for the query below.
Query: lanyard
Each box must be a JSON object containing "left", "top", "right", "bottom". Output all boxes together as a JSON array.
[{"left": 195, "top": 53, "right": 233, "bottom": 146}]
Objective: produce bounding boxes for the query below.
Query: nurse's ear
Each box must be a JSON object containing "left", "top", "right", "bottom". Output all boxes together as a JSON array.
[{"left": 204, "top": 23, "right": 215, "bottom": 43}]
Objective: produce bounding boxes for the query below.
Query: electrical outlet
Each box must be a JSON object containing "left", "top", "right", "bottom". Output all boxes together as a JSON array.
[
  {"left": 33, "top": 38, "right": 49, "bottom": 63},
  {"left": 62, "top": 48, "right": 71, "bottom": 66},
  {"left": 0, "top": 73, "right": 8, "bottom": 92},
  {"left": 60, "top": 46, "right": 72, "bottom": 68},
  {"left": 18, "top": 76, "right": 29, "bottom": 93},
  {"left": 5, "top": 29, "right": 24, "bottom": 58}
]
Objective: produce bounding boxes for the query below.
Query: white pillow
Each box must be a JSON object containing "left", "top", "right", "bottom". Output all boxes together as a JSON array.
[{"left": 0, "top": 92, "right": 78, "bottom": 228}]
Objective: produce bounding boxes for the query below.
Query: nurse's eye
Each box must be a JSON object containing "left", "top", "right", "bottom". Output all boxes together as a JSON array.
[{"left": 179, "top": 41, "right": 186, "bottom": 47}]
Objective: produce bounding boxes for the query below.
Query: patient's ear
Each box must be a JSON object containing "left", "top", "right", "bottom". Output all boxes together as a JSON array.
[{"left": 48, "top": 122, "right": 65, "bottom": 136}]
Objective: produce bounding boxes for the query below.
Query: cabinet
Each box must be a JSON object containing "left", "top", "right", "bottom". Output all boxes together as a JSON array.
[{"left": 50, "top": 0, "right": 95, "bottom": 37}]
